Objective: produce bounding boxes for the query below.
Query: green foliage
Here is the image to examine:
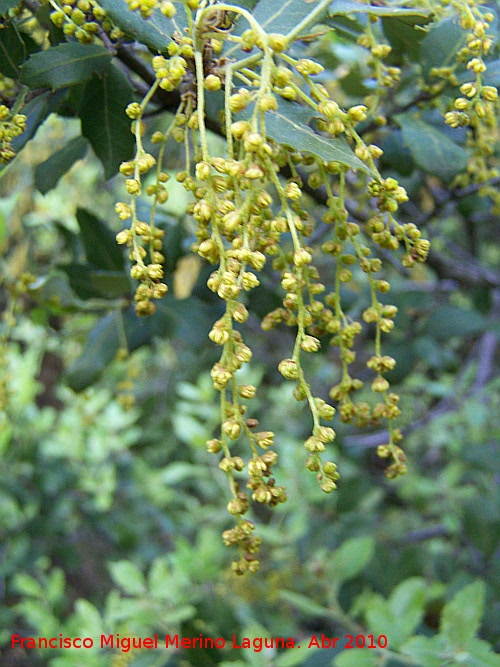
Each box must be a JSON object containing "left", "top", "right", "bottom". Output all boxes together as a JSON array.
[{"left": 1, "top": 0, "right": 500, "bottom": 665}]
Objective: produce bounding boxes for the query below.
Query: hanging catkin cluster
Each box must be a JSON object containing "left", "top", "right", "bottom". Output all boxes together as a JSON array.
[{"left": 113, "top": 0, "right": 434, "bottom": 574}]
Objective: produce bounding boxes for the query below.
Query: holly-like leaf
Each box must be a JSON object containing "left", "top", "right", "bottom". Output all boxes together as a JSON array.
[
  {"left": 394, "top": 112, "right": 468, "bottom": 181},
  {"left": 98, "top": 0, "right": 186, "bottom": 52},
  {"left": 20, "top": 43, "right": 111, "bottom": 90},
  {"left": 75, "top": 209, "right": 125, "bottom": 272},
  {"left": 35, "top": 136, "right": 88, "bottom": 194},
  {"left": 264, "top": 102, "right": 374, "bottom": 174},
  {"left": 79, "top": 64, "right": 134, "bottom": 179}
]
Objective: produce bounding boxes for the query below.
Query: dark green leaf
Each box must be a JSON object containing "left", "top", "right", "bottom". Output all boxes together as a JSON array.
[
  {"left": 35, "top": 136, "right": 88, "bottom": 194},
  {"left": 382, "top": 17, "right": 427, "bottom": 61},
  {"left": 20, "top": 43, "right": 111, "bottom": 90},
  {"left": 264, "top": 101, "right": 374, "bottom": 174},
  {"left": 10, "top": 89, "right": 68, "bottom": 153},
  {"left": 394, "top": 112, "right": 468, "bottom": 181},
  {"left": 328, "top": 0, "right": 432, "bottom": 25},
  {"left": 252, "top": 0, "right": 326, "bottom": 36},
  {"left": 66, "top": 295, "right": 212, "bottom": 390},
  {"left": 0, "top": 0, "right": 19, "bottom": 16},
  {"left": 421, "top": 17, "right": 466, "bottom": 79},
  {"left": 0, "top": 22, "right": 26, "bottom": 78},
  {"left": 76, "top": 209, "right": 125, "bottom": 272},
  {"left": 79, "top": 65, "right": 135, "bottom": 179},
  {"left": 60, "top": 264, "right": 130, "bottom": 300},
  {"left": 423, "top": 304, "right": 486, "bottom": 340},
  {"left": 98, "top": 0, "right": 185, "bottom": 52},
  {"left": 441, "top": 581, "right": 485, "bottom": 649},
  {"left": 380, "top": 129, "right": 415, "bottom": 176}
]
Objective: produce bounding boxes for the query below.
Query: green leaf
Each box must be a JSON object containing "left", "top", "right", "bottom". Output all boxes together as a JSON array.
[
  {"left": 10, "top": 89, "right": 68, "bottom": 155},
  {"left": 364, "top": 578, "right": 426, "bottom": 649},
  {"left": 108, "top": 560, "right": 146, "bottom": 595},
  {"left": 394, "top": 112, "right": 468, "bottom": 181},
  {"left": 264, "top": 102, "right": 374, "bottom": 174},
  {"left": 73, "top": 599, "right": 105, "bottom": 637},
  {"left": 274, "top": 642, "right": 321, "bottom": 667},
  {"left": 326, "top": 536, "right": 375, "bottom": 583},
  {"left": 462, "top": 638, "right": 500, "bottom": 667},
  {"left": 424, "top": 304, "right": 486, "bottom": 341},
  {"left": 65, "top": 312, "right": 125, "bottom": 390},
  {"left": 421, "top": 17, "right": 466, "bottom": 79},
  {"left": 279, "top": 590, "right": 331, "bottom": 618},
  {"left": 334, "top": 649, "right": 378, "bottom": 667},
  {"left": 441, "top": 581, "right": 485, "bottom": 650},
  {"left": 98, "top": 0, "right": 185, "bottom": 52},
  {"left": 328, "top": 0, "right": 432, "bottom": 25},
  {"left": 60, "top": 264, "right": 130, "bottom": 300},
  {"left": 20, "top": 43, "right": 111, "bottom": 90},
  {"left": 35, "top": 136, "right": 88, "bottom": 194},
  {"left": 252, "top": 0, "right": 327, "bottom": 36},
  {"left": 76, "top": 208, "right": 125, "bottom": 272},
  {"left": 79, "top": 65, "right": 135, "bottom": 179},
  {"left": 382, "top": 16, "right": 427, "bottom": 61},
  {"left": 0, "top": 0, "right": 19, "bottom": 16},
  {"left": 401, "top": 635, "right": 447, "bottom": 667},
  {"left": 0, "top": 22, "right": 26, "bottom": 78},
  {"left": 65, "top": 295, "right": 211, "bottom": 390}
]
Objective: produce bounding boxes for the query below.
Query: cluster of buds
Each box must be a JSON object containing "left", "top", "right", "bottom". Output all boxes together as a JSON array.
[
  {"left": 49, "top": 0, "right": 121, "bottom": 44},
  {"left": 0, "top": 105, "right": 26, "bottom": 164},
  {"left": 113, "top": 0, "right": 435, "bottom": 570}
]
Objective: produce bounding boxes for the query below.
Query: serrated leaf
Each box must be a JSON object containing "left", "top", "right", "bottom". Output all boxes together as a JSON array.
[
  {"left": 441, "top": 581, "right": 485, "bottom": 650},
  {"left": 108, "top": 560, "right": 146, "bottom": 595},
  {"left": 264, "top": 103, "right": 373, "bottom": 174},
  {"left": 394, "top": 112, "right": 468, "bottom": 181},
  {"left": 328, "top": 0, "right": 432, "bottom": 24},
  {"left": 421, "top": 17, "right": 466, "bottom": 79},
  {"left": 98, "top": 0, "right": 185, "bottom": 52},
  {"left": 335, "top": 649, "right": 378, "bottom": 667},
  {"left": 35, "top": 136, "right": 88, "bottom": 194},
  {"left": 327, "top": 536, "right": 375, "bottom": 582},
  {"left": 76, "top": 208, "right": 125, "bottom": 272},
  {"left": 20, "top": 43, "right": 111, "bottom": 90},
  {"left": 80, "top": 65, "right": 134, "bottom": 179}
]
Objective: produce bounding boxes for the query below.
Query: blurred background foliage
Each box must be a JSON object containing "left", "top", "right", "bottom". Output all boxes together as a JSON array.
[{"left": 1, "top": 0, "right": 500, "bottom": 665}]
